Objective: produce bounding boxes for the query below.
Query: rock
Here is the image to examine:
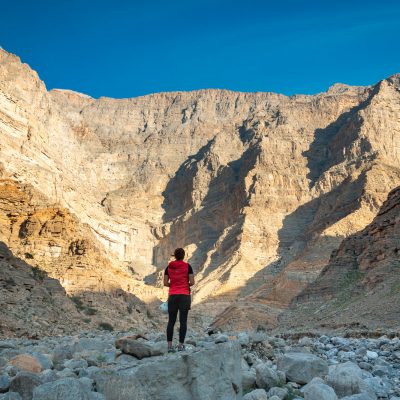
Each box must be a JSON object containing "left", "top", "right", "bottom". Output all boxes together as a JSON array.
[
  {"left": 39, "top": 369, "right": 58, "bottom": 383},
  {"left": 238, "top": 333, "right": 250, "bottom": 347},
  {"left": 88, "top": 394, "right": 105, "bottom": 400},
  {"left": 326, "top": 362, "right": 376, "bottom": 398},
  {"left": 0, "top": 375, "right": 10, "bottom": 393},
  {"left": 242, "top": 369, "right": 256, "bottom": 391},
  {"left": 9, "top": 355, "right": 43, "bottom": 374},
  {"left": 242, "top": 389, "right": 268, "bottom": 400},
  {"left": 27, "top": 353, "right": 53, "bottom": 370},
  {"left": 64, "top": 359, "right": 88, "bottom": 370},
  {"left": 277, "top": 352, "right": 328, "bottom": 384},
  {"left": 32, "top": 378, "right": 90, "bottom": 400},
  {"left": 214, "top": 334, "right": 229, "bottom": 344},
  {"left": 9, "top": 372, "right": 42, "bottom": 400},
  {"left": 366, "top": 351, "right": 379, "bottom": 360},
  {"left": 267, "top": 386, "right": 288, "bottom": 399},
  {"left": 340, "top": 394, "right": 376, "bottom": 400},
  {"left": 363, "top": 376, "right": 392, "bottom": 398},
  {"left": 255, "top": 363, "right": 281, "bottom": 390},
  {"left": 303, "top": 382, "right": 338, "bottom": 400},
  {"left": 0, "top": 393, "right": 23, "bottom": 400},
  {"left": 114, "top": 337, "right": 162, "bottom": 360},
  {"left": 52, "top": 344, "right": 76, "bottom": 364},
  {"left": 94, "top": 341, "right": 242, "bottom": 400}
]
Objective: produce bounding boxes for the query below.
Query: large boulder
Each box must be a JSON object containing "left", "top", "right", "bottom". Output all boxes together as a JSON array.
[
  {"left": 255, "top": 363, "right": 281, "bottom": 389},
  {"left": 9, "top": 355, "right": 43, "bottom": 374},
  {"left": 303, "top": 382, "right": 338, "bottom": 400},
  {"left": 115, "top": 337, "right": 162, "bottom": 360},
  {"left": 9, "top": 372, "right": 42, "bottom": 400},
  {"left": 32, "top": 378, "right": 90, "bottom": 400},
  {"left": 277, "top": 352, "right": 328, "bottom": 384},
  {"left": 326, "top": 362, "right": 376, "bottom": 399},
  {"left": 94, "top": 341, "right": 242, "bottom": 400},
  {"left": 0, "top": 393, "right": 23, "bottom": 400}
]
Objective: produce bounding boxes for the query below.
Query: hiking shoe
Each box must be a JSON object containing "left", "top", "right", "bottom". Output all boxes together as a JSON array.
[
  {"left": 177, "top": 345, "right": 185, "bottom": 352},
  {"left": 168, "top": 347, "right": 176, "bottom": 353}
]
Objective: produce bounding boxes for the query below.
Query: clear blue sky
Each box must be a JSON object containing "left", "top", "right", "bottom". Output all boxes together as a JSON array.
[{"left": 1, "top": 0, "right": 399, "bottom": 98}]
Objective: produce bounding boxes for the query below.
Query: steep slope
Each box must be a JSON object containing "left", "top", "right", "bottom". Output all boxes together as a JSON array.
[
  {"left": 279, "top": 186, "right": 400, "bottom": 333},
  {"left": 1, "top": 48, "right": 400, "bottom": 332}
]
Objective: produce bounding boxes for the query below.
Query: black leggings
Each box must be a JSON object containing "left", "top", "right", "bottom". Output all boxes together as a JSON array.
[{"left": 166, "top": 295, "right": 191, "bottom": 343}]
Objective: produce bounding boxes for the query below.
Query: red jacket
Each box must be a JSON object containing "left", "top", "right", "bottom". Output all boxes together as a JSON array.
[{"left": 165, "top": 260, "right": 193, "bottom": 295}]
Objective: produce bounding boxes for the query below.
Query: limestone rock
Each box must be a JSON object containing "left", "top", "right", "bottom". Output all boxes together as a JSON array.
[
  {"left": 277, "top": 352, "right": 328, "bottom": 384},
  {"left": 9, "top": 355, "right": 43, "bottom": 374},
  {"left": 32, "top": 378, "right": 90, "bottom": 400},
  {"left": 115, "top": 337, "right": 162, "bottom": 359},
  {"left": 94, "top": 341, "right": 242, "bottom": 400}
]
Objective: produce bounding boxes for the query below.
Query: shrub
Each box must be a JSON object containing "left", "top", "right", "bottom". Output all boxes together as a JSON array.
[{"left": 98, "top": 322, "right": 114, "bottom": 331}]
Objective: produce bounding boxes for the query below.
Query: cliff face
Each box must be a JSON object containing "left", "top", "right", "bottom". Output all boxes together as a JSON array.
[
  {"left": 278, "top": 186, "right": 400, "bottom": 333},
  {"left": 1, "top": 48, "right": 400, "bottom": 334}
]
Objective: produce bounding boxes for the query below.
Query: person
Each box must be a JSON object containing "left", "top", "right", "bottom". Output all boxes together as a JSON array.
[{"left": 164, "top": 247, "right": 194, "bottom": 352}]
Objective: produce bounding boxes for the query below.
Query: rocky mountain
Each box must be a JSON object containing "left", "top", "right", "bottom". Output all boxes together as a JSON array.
[
  {"left": 1, "top": 48, "right": 400, "bottom": 335},
  {"left": 278, "top": 185, "right": 400, "bottom": 334}
]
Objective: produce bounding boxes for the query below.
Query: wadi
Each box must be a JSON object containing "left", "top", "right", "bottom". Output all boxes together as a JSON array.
[{"left": 0, "top": 48, "right": 399, "bottom": 399}]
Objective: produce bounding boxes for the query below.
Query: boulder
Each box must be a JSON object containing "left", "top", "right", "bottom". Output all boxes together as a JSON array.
[
  {"left": 303, "top": 382, "right": 338, "bottom": 400},
  {"left": 9, "top": 355, "right": 43, "bottom": 374},
  {"left": 32, "top": 378, "right": 90, "bottom": 400},
  {"left": 326, "top": 362, "right": 376, "bottom": 399},
  {"left": 242, "top": 389, "right": 268, "bottom": 400},
  {"left": 267, "top": 386, "right": 288, "bottom": 399},
  {"left": 242, "top": 369, "right": 256, "bottom": 391},
  {"left": 94, "top": 341, "right": 242, "bottom": 400},
  {"left": 9, "top": 372, "right": 42, "bottom": 400},
  {"left": 114, "top": 337, "right": 162, "bottom": 360},
  {"left": 255, "top": 363, "right": 281, "bottom": 389},
  {"left": 0, "top": 375, "right": 10, "bottom": 393},
  {"left": 277, "top": 352, "right": 328, "bottom": 384}
]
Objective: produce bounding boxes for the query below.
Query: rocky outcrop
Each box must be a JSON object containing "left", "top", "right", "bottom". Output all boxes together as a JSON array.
[
  {"left": 1, "top": 47, "right": 400, "bottom": 332},
  {"left": 279, "top": 186, "right": 400, "bottom": 332}
]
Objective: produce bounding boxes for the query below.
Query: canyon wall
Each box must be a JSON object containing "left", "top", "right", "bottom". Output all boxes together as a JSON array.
[{"left": 1, "top": 48, "right": 400, "bottom": 334}]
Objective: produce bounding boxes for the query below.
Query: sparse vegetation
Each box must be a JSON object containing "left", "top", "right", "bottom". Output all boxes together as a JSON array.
[
  {"left": 84, "top": 307, "right": 97, "bottom": 315},
  {"left": 31, "top": 266, "right": 46, "bottom": 282},
  {"left": 98, "top": 322, "right": 114, "bottom": 331},
  {"left": 339, "top": 270, "right": 364, "bottom": 291},
  {"left": 83, "top": 318, "right": 91, "bottom": 324},
  {"left": 71, "top": 295, "right": 85, "bottom": 310}
]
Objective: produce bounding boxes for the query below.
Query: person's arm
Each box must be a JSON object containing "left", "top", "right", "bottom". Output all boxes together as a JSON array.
[
  {"left": 188, "top": 264, "right": 195, "bottom": 287},
  {"left": 164, "top": 267, "right": 170, "bottom": 287}
]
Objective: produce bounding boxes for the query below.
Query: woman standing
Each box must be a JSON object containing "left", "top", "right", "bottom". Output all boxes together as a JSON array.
[{"left": 164, "top": 248, "right": 195, "bottom": 352}]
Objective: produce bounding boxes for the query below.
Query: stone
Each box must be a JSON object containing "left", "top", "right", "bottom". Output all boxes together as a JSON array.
[
  {"left": 214, "top": 334, "right": 229, "bottom": 344},
  {"left": 326, "top": 362, "right": 376, "bottom": 398},
  {"left": 94, "top": 341, "right": 242, "bottom": 400},
  {"left": 9, "top": 372, "right": 42, "bottom": 400},
  {"left": 242, "top": 369, "right": 256, "bottom": 391},
  {"left": 277, "top": 352, "right": 328, "bottom": 384},
  {"left": 303, "top": 382, "right": 338, "bottom": 400},
  {"left": 238, "top": 332, "right": 250, "bottom": 346},
  {"left": 0, "top": 393, "right": 23, "bottom": 400},
  {"left": 366, "top": 351, "right": 379, "bottom": 360},
  {"left": 255, "top": 363, "right": 280, "bottom": 390},
  {"left": 32, "top": 378, "right": 90, "bottom": 400},
  {"left": 267, "top": 386, "right": 288, "bottom": 399},
  {"left": 242, "top": 389, "right": 268, "bottom": 400},
  {"left": 114, "top": 337, "right": 162, "bottom": 359},
  {"left": 64, "top": 359, "right": 88, "bottom": 370},
  {"left": 9, "top": 355, "right": 43, "bottom": 374},
  {"left": 0, "top": 375, "right": 10, "bottom": 393}
]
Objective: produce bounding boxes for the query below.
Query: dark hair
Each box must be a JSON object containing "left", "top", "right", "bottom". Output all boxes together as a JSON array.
[{"left": 174, "top": 248, "right": 185, "bottom": 260}]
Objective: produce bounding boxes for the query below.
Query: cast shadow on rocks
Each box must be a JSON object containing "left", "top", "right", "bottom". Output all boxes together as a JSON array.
[{"left": 303, "top": 85, "right": 378, "bottom": 188}]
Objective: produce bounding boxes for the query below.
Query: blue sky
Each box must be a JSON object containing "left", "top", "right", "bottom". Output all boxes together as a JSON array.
[{"left": 1, "top": 0, "right": 399, "bottom": 98}]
